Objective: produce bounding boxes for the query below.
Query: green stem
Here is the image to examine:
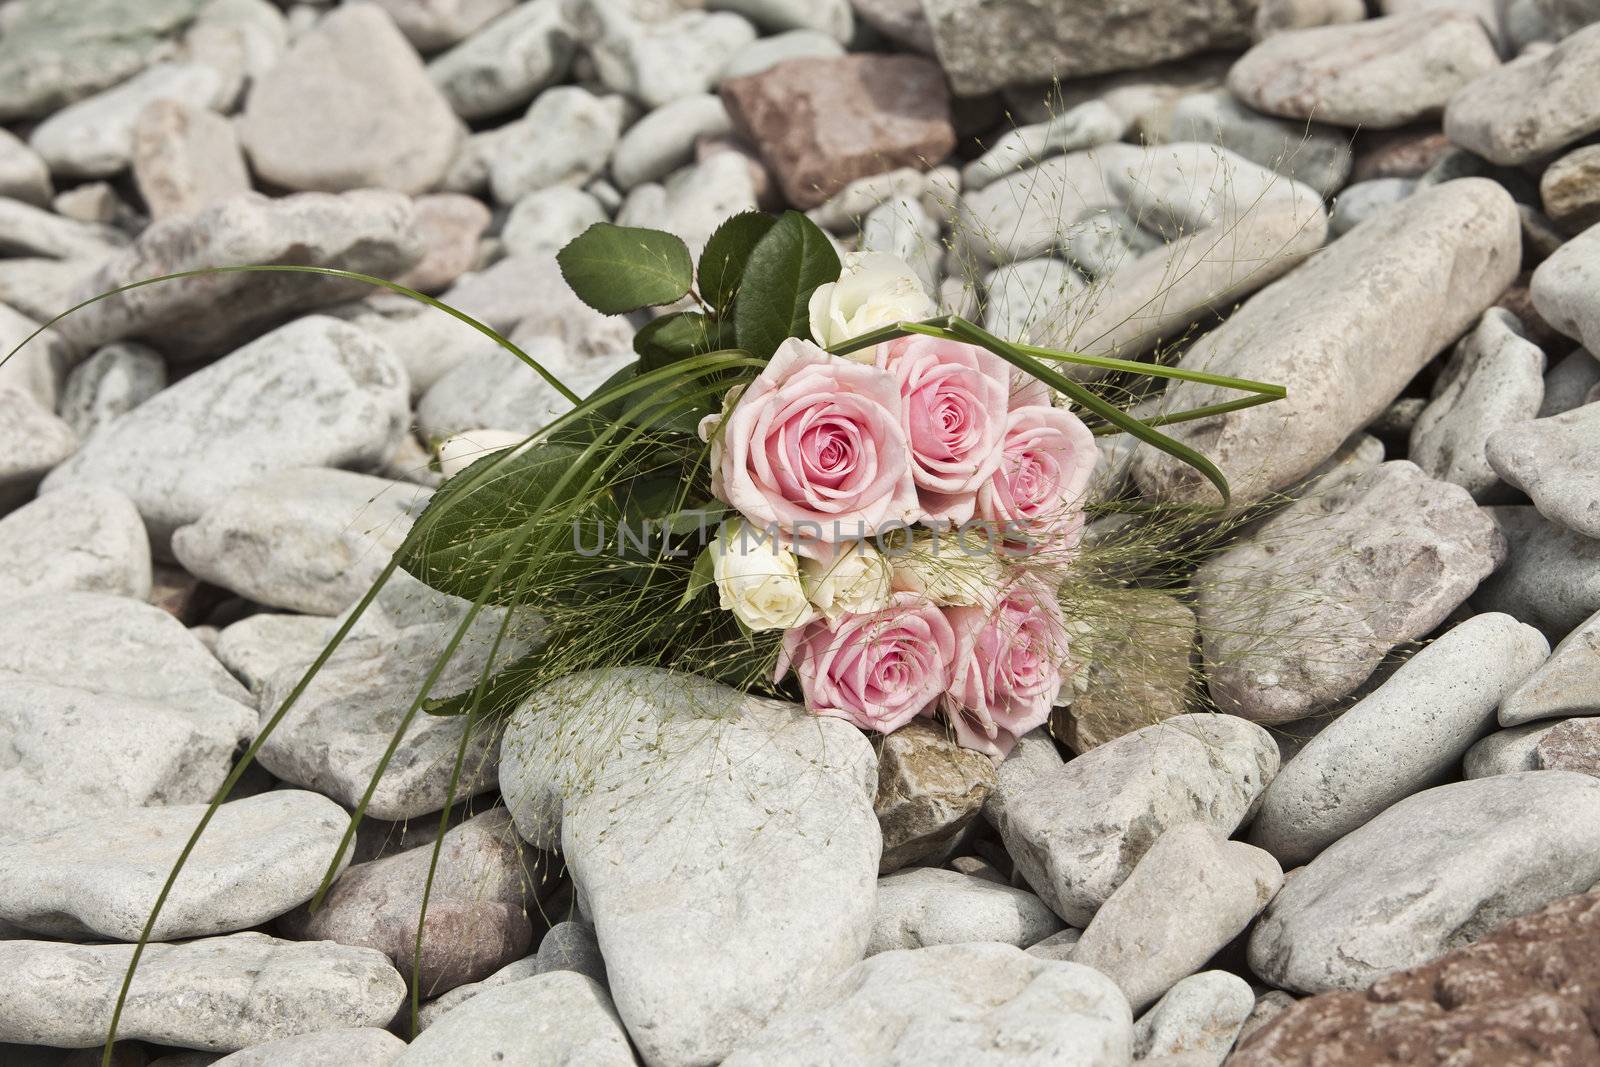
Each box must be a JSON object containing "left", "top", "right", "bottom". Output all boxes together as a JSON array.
[{"left": 1089, "top": 393, "right": 1283, "bottom": 436}]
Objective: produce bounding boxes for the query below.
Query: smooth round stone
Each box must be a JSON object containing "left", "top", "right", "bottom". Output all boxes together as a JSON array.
[
  {"left": 709, "top": 0, "right": 853, "bottom": 41},
  {"left": 867, "top": 867, "right": 1064, "bottom": 955},
  {"left": 1532, "top": 219, "right": 1600, "bottom": 355},
  {"left": 1445, "top": 21, "right": 1600, "bottom": 166},
  {"left": 1464, "top": 720, "right": 1563, "bottom": 778},
  {"left": 1539, "top": 351, "right": 1600, "bottom": 418},
  {"left": 1499, "top": 608, "right": 1600, "bottom": 725},
  {"left": 426, "top": 0, "right": 575, "bottom": 120},
  {"left": 1475, "top": 506, "right": 1600, "bottom": 638},
  {"left": 720, "top": 28, "right": 844, "bottom": 79},
  {"left": 1133, "top": 970, "right": 1255, "bottom": 1065},
  {"left": 485, "top": 86, "right": 626, "bottom": 205},
  {"left": 610, "top": 94, "right": 731, "bottom": 190},
  {"left": 398, "top": 973, "right": 636, "bottom": 1066},
  {"left": 0, "top": 485, "right": 151, "bottom": 601},
  {"left": 212, "top": 1027, "right": 406, "bottom": 1066},
  {"left": 1329, "top": 177, "right": 1415, "bottom": 236},
  {"left": 1487, "top": 401, "right": 1600, "bottom": 540}
]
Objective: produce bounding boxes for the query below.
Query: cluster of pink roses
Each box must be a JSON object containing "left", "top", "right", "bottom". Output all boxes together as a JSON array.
[{"left": 700, "top": 332, "right": 1097, "bottom": 757}]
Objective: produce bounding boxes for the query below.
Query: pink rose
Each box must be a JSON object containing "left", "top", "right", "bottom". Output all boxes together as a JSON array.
[
  {"left": 875, "top": 336, "right": 1010, "bottom": 524},
  {"left": 977, "top": 404, "right": 1097, "bottom": 551},
  {"left": 943, "top": 586, "right": 1070, "bottom": 757},
  {"left": 704, "top": 338, "right": 917, "bottom": 552},
  {"left": 776, "top": 592, "right": 956, "bottom": 733}
]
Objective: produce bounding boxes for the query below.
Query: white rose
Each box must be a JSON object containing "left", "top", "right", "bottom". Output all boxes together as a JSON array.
[
  {"left": 801, "top": 541, "right": 894, "bottom": 620},
  {"left": 711, "top": 520, "right": 817, "bottom": 631},
  {"left": 889, "top": 536, "right": 1004, "bottom": 607},
  {"left": 807, "top": 251, "right": 937, "bottom": 357}
]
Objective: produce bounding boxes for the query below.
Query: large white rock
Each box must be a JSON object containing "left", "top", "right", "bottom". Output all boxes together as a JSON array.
[
  {"left": 483, "top": 85, "right": 626, "bottom": 205},
  {"left": 1160, "top": 89, "right": 1351, "bottom": 196},
  {"left": 0, "top": 791, "right": 351, "bottom": 942},
  {"left": 1247, "top": 614, "right": 1549, "bottom": 866},
  {"left": 58, "top": 342, "right": 167, "bottom": 441},
  {"left": 0, "top": 486, "right": 151, "bottom": 601},
  {"left": 398, "top": 972, "right": 635, "bottom": 1066},
  {"left": 213, "top": 1027, "right": 406, "bottom": 1066},
  {"left": 43, "top": 316, "right": 410, "bottom": 552},
  {"left": 984, "top": 716, "right": 1278, "bottom": 927},
  {"left": 1499, "top": 607, "right": 1600, "bottom": 725},
  {"left": 0, "top": 933, "right": 406, "bottom": 1052},
  {"left": 868, "top": 867, "right": 1063, "bottom": 955},
  {"left": 1248, "top": 772, "right": 1600, "bottom": 993},
  {"left": 1488, "top": 401, "right": 1600, "bottom": 539},
  {"left": 723, "top": 942, "right": 1133, "bottom": 1066},
  {"left": 1445, "top": 21, "right": 1600, "bottom": 165},
  {"left": 214, "top": 612, "right": 331, "bottom": 696},
  {"left": 500, "top": 668, "right": 880, "bottom": 1067}
]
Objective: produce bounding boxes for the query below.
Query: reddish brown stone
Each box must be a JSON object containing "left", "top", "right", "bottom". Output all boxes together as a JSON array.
[
  {"left": 720, "top": 54, "right": 956, "bottom": 210},
  {"left": 1231, "top": 890, "right": 1600, "bottom": 1067},
  {"left": 1352, "top": 126, "right": 1452, "bottom": 183},
  {"left": 1536, "top": 719, "right": 1600, "bottom": 777}
]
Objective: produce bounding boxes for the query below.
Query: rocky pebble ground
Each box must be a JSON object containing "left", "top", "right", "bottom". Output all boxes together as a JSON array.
[{"left": 1, "top": 0, "right": 1600, "bottom": 1064}]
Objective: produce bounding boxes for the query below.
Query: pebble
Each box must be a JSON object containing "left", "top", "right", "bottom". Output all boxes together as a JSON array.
[
  {"left": 874, "top": 716, "right": 996, "bottom": 873},
  {"left": 1133, "top": 971, "right": 1256, "bottom": 1067},
  {"left": 984, "top": 716, "right": 1278, "bottom": 927},
  {"left": 1123, "top": 142, "right": 1324, "bottom": 238},
  {"left": 1541, "top": 144, "right": 1600, "bottom": 235},
  {"left": 417, "top": 328, "right": 628, "bottom": 439},
  {"left": 0, "top": 388, "right": 76, "bottom": 510},
  {"left": 613, "top": 149, "right": 758, "bottom": 255},
  {"left": 867, "top": 867, "right": 1064, "bottom": 954},
  {"left": 1464, "top": 719, "right": 1562, "bottom": 777},
  {"left": 44, "top": 315, "right": 410, "bottom": 551},
  {"left": 963, "top": 101, "right": 1128, "bottom": 193},
  {"left": 1534, "top": 717, "right": 1600, "bottom": 775},
  {"left": 1329, "top": 177, "right": 1415, "bottom": 236},
  {"left": 1163, "top": 89, "right": 1352, "bottom": 197},
  {"left": 182, "top": 0, "right": 290, "bottom": 85},
  {"left": 720, "top": 28, "right": 845, "bottom": 81},
  {"left": 131, "top": 100, "right": 252, "bottom": 221},
  {"left": 395, "top": 193, "right": 491, "bottom": 294},
  {"left": 1254, "top": 0, "right": 1368, "bottom": 36},
  {"left": 1500, "top": 607, "right": 1600, "bottom": 725},
  {"left": 568, "top": 0, "right": 757, "bottom": 109},
  {"left": 0, "top": 128, "right": 51, "bottom": 206},
  {"left": 0, "top": 196, "right": 128, "bottom": 260},
  {"left": 427, "top": 0, "right": 575, "bottom": 120},
  {"left": 241, "top": 4, "right": 462, "bottom": 195},
  {"left": 0, "top": 933, "right": 406, "bottom": 1052},
  {"left": 1133, "top": 179, "right": 1521, "bottom": 507},
  {"left": 1247, "top": 613, "right": 1549, "bottom": 866},
  {"left": 1248, "top": 771, "right": 1600, "bottom": 993},
  {"left": 1445, "top": 21, "right": 1600, "bottom": 165},
  {"left": 375, "top": 0, "right": 517, "bottom": 53},
  {"left": 0, "top": 485, "right": 151, "bottom": 601},
  {"left": 500, "top": 668, "right": 879, "bottom": 1067},
  {"left": 417, "top": 920, "right": 607, "bottom": 1030},
  {"left": 1475, "top": 505, "right": 1600, "bottom": 637},
  {"left": 1489, "top": 401, "right": 1600, "bottom": 538},
  {"left": 398, "top": 973, "right": 634, "bottom": 1066},
  {"left": 1072, "top": 824, "right": 1282, "bottom": 1012},
  {"left": 710, "top": 0, "right": 852, "bottom": 40},
  {"left": 171, "top": 468, "right": 430, "bottom": 615},
  {"left": 1531, "top": 219, "right": 1600, "bottom": 355},
  {"left": 500, "top": 187, "right": 606, "bottom": 263},
  {"left": 806, "top": 167, "right": 928, "bottom": 234},
  {"left": 1195, "top": 461, "right": 1505, "bottom": 723},
  {"left": 982, "top": 258, "right": 1084, "bottom": 343},
  {"left": 723, "top": 942, "right": 1132, "bottom": 1066},
  {"left": 484, "top": 86, "right": 626, "bottom": 205},
  {"left": 1410, "top": 308, "right": 1546, "bottom": 499},
  {"left": 1227, "top": 12, "right": 1501, "bottom": 128},
  {"left": 212, "top": 1027, "right": 406, "bottom": 1067},
  {"left": 213, "top": 612, "right": 331, "bottom": 695},
  {"left": 610, "top": 94, "right": 731, "bottom": 191},
  {"left": 0, "top": 791, "right": 350, "bottom": 942}
]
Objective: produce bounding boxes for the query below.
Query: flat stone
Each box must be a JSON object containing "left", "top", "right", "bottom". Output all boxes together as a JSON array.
[
  {"left": 1229, "top": 12, "right": 1500, "bottom": 128},
  {"left": 611, "top": 94, "right": 731, "bottom": 191},
  {"left": 0, "top": 196, "right": 126, "bottom": 260},
  {"left": 500, "top": 668, "right": 879, "bottom": 1067},
  {"left": 721, "top": 53, "right": 955, "bottom": 210},
  {"left": 1501, "top": 608, "right": 1600, "bottom": 725},
  {"left": 723, "top": 942, "right": 1133, "bottom": 1066},
  {"left": 1073, "top": 824, "right": 1282, "bottom": 1012},
  {"left": 44, "top": 316, "right": 410, "bottom": 552},
  {"left": 1195, "top": 461, "right": 1505, "bottom": 723},
  {"left": 55, "top": 190, "right": 423, "bottom": 362},
  {"left": 0, "top": 791, "right": 349, "bottom": 942},
  {"left": 1248, "top": 772, "right": 1600, "bottom": 993},
  {"left": 614, "top": 150, "right": 758, "bottom": 255},
  {"left": 393, "top": 193, "right": 489, "bottom": 294},
  {"left": 1489, "top": 402, "right": 1600, "bottom": 538},
  {"left": 397, "top": 973, "right": 634, "bottom": 1066},
  {"left": 1161, "top": 89, "right": 1352, "bottom": 196},
  {"left": 1464, "top": 720, "right": 1563, "bottom": 778},
  {"left": 241, "top": 4, "right": 462, "bottom": 194},
  {"left": 172, "top": 468, "right": 429, "bottom": 615},
  {"left": 1445, "top": 22, "right": 1600, "bottom": 166},
  {"left": 984, "top": 716, "right": 1278, "bottom": 927},
  {"left": 720, "top": 28, "right": 846, "bottom": 80},
  {"left": 0, "top": 933, "right": 405, "bottom": 1052},
  {"left": 0, "top": 485, "right": 151, "bottom": 601},
  {"left": 214, "top": 612, "right": 332, "bottom": 695},
  {"left": 499, "top": 187, "right": 606, "bottom": 261},
  {"left": 1535, "top": 717, "right": 1600, "bottom": 775},
  {"left": 1542, "top": 145, "right": 1600, "bottom": 235},
  {"left": 569, "top": 0, "right": 756, "bottom": 109},
  {"left": 874, "top": 717, "right": 996, "bottom": 873},
  {"left": 427, "top": 0, "right": 575, "bottom": 120},
  {"left": 1248, "top": 613, "right": 1549, "bottom": 866},
  {"left": 1532, "top": 222, "right": 1600, "bottom": 358},
  {"left": 922, "top": 0, "right": 1254, "bottom": 95},
  {"left": 963, "top": 101, "right": 1128, "bottom": 193},
  {"left": 483, "top": 86, "right": 626, "bottom": 205},
  {"left": 1133, "top": 970, "right": 1255, "bottom": 1066},
  {"left": 0, "top": 129, "right": 51, "bottom": 207},
  {"left": 1055, "top": 590, "right": 1196, "bottom": 753},
  {"left": 212, "top": 1027, "right": 406, "bottom": 1066},
  {"left": 1475, "top": 505, "right": 1600, "bottom": 637},
  {"left": 868, "top": 868, "right": 1062, "bottom": 955},
  {"left": 1232, "top": 889, "right": 1600, "bottom": 1067},
  {"left": 375, "top": 0, "right": 516, "bottom": 52},
  {"left": 1132, "top": 179, "right": 1520, "bottom": 507},
  {"left": 1411, "top": 308, "right": 1546, "bottom": 499},
  {"left": 131, "top": 99, "right": 250, "bottom": 221}
]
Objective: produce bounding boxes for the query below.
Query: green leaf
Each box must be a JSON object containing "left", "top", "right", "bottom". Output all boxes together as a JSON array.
[
  {"left": 557, "top": 223, "right": 694, "bottom": 315},
  {"left": 733, "top": 210, "right": 840, "bottom": 359},
  {"left": 633, "top": 312, "right": 735, "bottom": 371},
  {"left": 698, "top": 211, "right": 776, "bottom": 315},
  {"left": 679, "top": 545, "right": 717, "bottom": 609}
]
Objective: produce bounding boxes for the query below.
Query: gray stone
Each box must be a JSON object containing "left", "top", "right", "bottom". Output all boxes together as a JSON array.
[
  {"left": 416, "top": 954, "right": 541, "bottom": 1030},
  {"left": 874, "top": 717, "right": 996, "bottom": 874},
  {"left": 806, "top": 167, "right": 928, "bottom": 234},
  {"left": 0, "top": 129, "right": 51, "bottom": 207},
  {"left": 484, "top": 86, "right": 626, "bottom": 205},
  {"left": 963, "top": 101, "right": 1128, "bottom": 193},
  {"left": 279, "top": 809, "right": 537, "bottom": 996},
  {"left": 1541, "top": 351, "right": 1600, "bottom": 417},
  {"left": 1122, "top": 142, "right": 1324, "bottom": 239},
  {"left": 1163, "top": 89, "right": 1352, "bottom": 196},
  {"left": 1411, "top": 308, "right": 1546, "bottom": 499},
  {"left": 1247, "top": 613, "right": 1549, "bottom": 866},
  {"left": 394, "top": 192, "right": 490, "bottom": 294},
  {"left": 1195, "top": 462, "right": 1505, "bottom": 723},
  {"left": 214, "top": 612, "right": 331, "bottom": 695},
  {"left": 718, "top": 28, "right": 845, "bottom": 80},
  {"left": 1533, "top": 0, "right": 1600, "bottom": 36},
  {"left": 29, "top": 62, "right": 234, "bottom": 180},
  {"left": 1236, "top": 989, "right": 1299, "bottom": 1047},
  {"left": 1463, "top": 720, "right": 1563, "bottom": 777},
  {"left": 213, "top": 1028, "right": 406, "bottom": 1067},
  {"left": 55, "top": 190, "right": 424, "bottom": 362},
  {"left": 0, "top": 196, "right": 127, "bottom": 260},
  {"left": 500, "top": 668, "right": 879, "bottom": 1067},
  {"left": 427, "top": 0, "right": 574, "bottom": 120},
  {"left": 59, "top": 342, "right": 165, "bottom": 441},
  {"left": 172, "top": 468, "right": 429, "bottom": 615},
  {"left": 868, "top": 868, "right": 1063, "bottom": 955},
  {"left": 0, "top": 933, "right": 405, "bottom": 1052},
  {"left": 240, "top": 4, "right": 463, "bottom": 194},
  {"left": 0, "top": 486, "right": 151, "bottom": 601},
  {"left": 708, "top": 0, "right": 851, "bottom": 39},
  {"left": 1474, "top": 505, "right": 1600, "bottom": 636},
  {"left": 1500, "top": 607, "right": 1600, "bottom": 724},
  {"left": 398, "top": 973, "right": 634, "bottom": 1066},
  {"left": 1229, "top": 12, "right": 1500, "bottom": 128},
  {"left": 1532, "top": 220, "right": 1600, "bottom": 354},
  {"left": 568, "top": 0, "right": 757, "bottom": 108},
  {"left": 1025, "top": 927, "right": 1084, "bottom": 961},
  {"left": 984, "top": 716, "right": 1278, "bottom": 927},
  {"left": 1073, "top": 824, "right": 1282, "bottom": 1012},
  {"left": 1248, "top": 772, "right": 1600, "bottom": 993},
  {"left": 0, "top": 300, "right": 69, "bottom": 410},
  {"left": 615, "top": 150, "right": 758, "bottom": 255},
  {"left": 1533, "top": 716, "right": 1600, "bottom": 774},
  {"left": 1132, "top": 971, "right": 1255, "bottom": 1067},
  {"left": 848, "top": 0, "right": 935, "bottom": 51},
  {"left": 0, "top": 388, "right": 76, "bottom": 511},
  {"left": 0, "top": 791, "right": 350, "bottom": 942},
  {"left": 500, "top": 187, "right": 607, "bottom": 261},
  {"left": 374, "top": 0, "right": 516, "bottom": 52},
  {"left": 44, "top": 316, "right": 409, "bottom": 552},
  {"left": 611, "top": 94, "right": 731, "bottom": 190},
  {"left": 983, "top": 258, "right": 1085, "bottom": 344},
  {"left": 1329, "top": 177, "right": 1415, "bottom": 236},
  {"left": 1254, "top": 0, "right": 1368, "bottom": 36},
  {"left": 922, "top": 0, "right": 1254, "bottom": 95},
  {"left": 1488, "top": 401, "right": 1600, "bottom": 538},
  {"left": 0, "top": 257, "right": 103, "bottom": 325},
  {"left": 333, "top": 299, "right": 494, "bottom": 400},
  {"left": 1132, "top": 179, "right": 1520, "bottom": 507},
  {"left": 1445, "top": 22, "right": 1600, "bottom": 166},
  {"left": 257, "top": 573, "right": 539, "bottom": 820},
  {"left": 416, "top": 920, "right": 607, "bottom": 1031},
  {"left": 181, "top": 0, "right": 290, "bottom": 85},
  {"left": 724, "top": 942, "right": 1133, "bottom": 1066}
]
